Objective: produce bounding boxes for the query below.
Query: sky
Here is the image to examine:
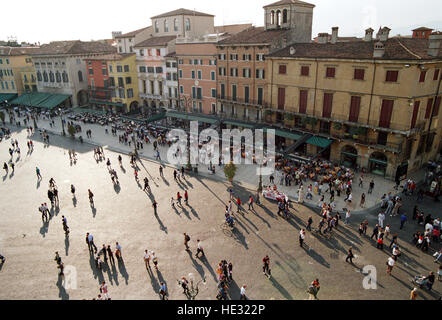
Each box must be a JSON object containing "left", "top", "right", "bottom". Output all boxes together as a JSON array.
[{"left": 1, "top": 0, "right": 441, "bottom": 44}]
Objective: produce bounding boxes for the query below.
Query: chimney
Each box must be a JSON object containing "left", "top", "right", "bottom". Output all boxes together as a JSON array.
[
  {"left": 317, "top": 33, "right": 329, "bottom": 44},
  {"left": 428, "top": 31, "right": 442, "bottom": 57},
  {"left": 364, "top": 28, "right": 374, "bottom": 42},
  {"left": 331, "top": 27, "right": 339, "bottom": 44},
  {"left": 373, "top": 41, "right": 385, "bottom": 58},
  {"left": 378, "top": 27, "right": 391, "bottom": 42}
]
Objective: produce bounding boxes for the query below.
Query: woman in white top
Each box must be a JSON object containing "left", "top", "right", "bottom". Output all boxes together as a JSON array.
[{"left": 386, "top": 256, "right": 395, "bottom": 275}]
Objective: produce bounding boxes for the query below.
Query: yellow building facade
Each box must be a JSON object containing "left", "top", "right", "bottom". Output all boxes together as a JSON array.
[{"left": 266, "top": 35, "right": 442, "bottom": 179}]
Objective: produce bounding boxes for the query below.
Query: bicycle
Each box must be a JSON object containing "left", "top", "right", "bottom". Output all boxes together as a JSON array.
[{"left": 220, "top": 220, "right": 234, "bottom": 236}]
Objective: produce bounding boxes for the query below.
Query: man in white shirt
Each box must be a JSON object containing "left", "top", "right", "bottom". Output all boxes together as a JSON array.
[
  {"left": 144, "top": 249, "right": 151, "bottom": 269},
  {"left": 344, "top": 210, "right": 351, "bottom": 224},
  {"left": 240, "top": 285, "right": 247, "bottom": 300},
  {"left": 386, "top": 256, "right": 395, "bottom": 275},
  {"left": 195, "top": 239, "right": 204, "bottom": 258},
  {"left": 378, "top": 212, "right": 385, "bottom": 228}
]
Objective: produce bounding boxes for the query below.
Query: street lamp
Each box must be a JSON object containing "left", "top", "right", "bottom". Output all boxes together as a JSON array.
[
  {"left": 25, "top": 88, "right": 37, "bottom": 129},
  {"left": 59, "top": 107, "right": 66, "bottom": 136},
  {"left": 177, "top": 273, "right": 206, "bottom": 300},
  {"left": 131, "top": 122, "right": 138, "bottom": 158}
]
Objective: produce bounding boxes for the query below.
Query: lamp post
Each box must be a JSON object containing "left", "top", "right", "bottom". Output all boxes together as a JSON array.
[
  {"left": 180, "top": 94, "right": 193, "bottom": 170},
  {"left": 25, "top": 88, "right": 37, "bottom": 129},
  {"left": 59, "top": 107, "right": 66, "bottom": 136},
  {"left": 177, "top": 273, "right": 206, "bottom": 300},
  {"left": 131, "top": 122, "right": 138, "bottom": 158}
]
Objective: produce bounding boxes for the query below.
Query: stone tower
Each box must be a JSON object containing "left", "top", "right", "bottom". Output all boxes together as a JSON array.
[{"left": 263, "top": 0, "right": 315, "bottom": 43}]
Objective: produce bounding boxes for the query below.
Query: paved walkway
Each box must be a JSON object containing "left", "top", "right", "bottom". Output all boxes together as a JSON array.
[{"left": 4, "top": 113, "right": 426, "bottom": 214}]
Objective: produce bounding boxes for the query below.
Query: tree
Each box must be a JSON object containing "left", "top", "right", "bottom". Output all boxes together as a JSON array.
[
  {"left": 67, "top": 124, "right": 76, "bottom": 138},
  {"left": 224, "top": 161, "right": 237, "bottom": 182}
]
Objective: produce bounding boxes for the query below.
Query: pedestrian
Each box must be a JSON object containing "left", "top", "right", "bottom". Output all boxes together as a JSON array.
[
  {"left": 152, "top": 200, "right": 158, "bottom": 215},
  {"left": 376, "top": 236, "right": 384, "bottom": 250},
  {"left": 54, "top": 251, "right": 61, "bottom": 265},
  {"left": 262, "top": 255, "right": 271, "bottom": 278},
  {"left": 368, "top": 180, "right": 374, "bottom": 194},
  {"left": 143, "top": 177, "right": 150, "bottom": 191},
  {"left": 236, "top": 197, "right": 242, "bottom": 214},
  {"left": 171, "top": 197, "right": 176, "bottom": 209},
  {"left": 360, "top": 193, "right": 366, "bottom": 208},
  {"left": 88, "top": 189, "right": 94, "bottom": 206},
  {"left": 71, "top": 184, "right": 75, "bottom": 198},
  {"left": 107, "top": 245, "right": 114, "bottom": 264},
  {"left": 115, "top": 242, "right": 122, "bottom": 260},
  {"left": 389, "top": 233, "right": 398, "bottom": 248},
  {"left": 306, "top": 216, "right": 313, "bottom": 231},
  {"left": 100, "top": 244, "right": 107, "bottom": 261},
  {"left": 228, "top": 262, "right": 233, "bottom": 281},
  {"left": 3, "top": 162, "right": 8, "bottom": 174},
  {"left": 62, "top": 216, "right": 69, "bottom": 235},
  {"left": 181, "top": 166, "right": 185, "bottom": 179},
  {"left": 248, "top": 195, "right": 254, "bottom": 210},
  {"left": 173, "top": 170, "right": 177, "bottom": 181},
  {"left": 344, "top": 210, "right": 351, "bottom": 224},
  {"left": 144, "top": 250, "right": 151, "bottom": 269},
  {"left": 35, "top": 167, "right": 42, "bottom": 180},
  {"left": 345, "top": 247, "right": 354, "bottom": 264},
  {"left": 358, "top": 176, "right": 363, "bottom": 188},
  {"left": 87, "top": 233, "right": 97, "bottom": 253},
  {"left": 152, "top": 252, "right": 158, "bottom": 270},
  {"left": 159, "top": 282, "right": 167, "bottom": 300},
  {"left": 410, "top": 288, "right": 418, "bottom": 300},
  {"left": 195, "top": 239, "right": 204, "bottom": 258},
  {"left": 181, "top": 277, "right": 190, "bottom": 295},
  {"left": 370, "top": 224, "right": 379, "bottom": 239},
  {"left": 386, "top": 256, "right": 395, "bottom": 275},
  {"left": 100, "top": 281, "right": 110, "bottom": 300},
  {"left": 378, "top": 212, "right": 385, "bottom": 228},
  {"left": 184, "top": 190, "right": 189, "bottom": 205},
  {"left": 240, "top": 285, "right": 247, "bottom": 300},
  {"left": 58, "top": 262, "right": 64, "bottom": 276},
  {"left": 299, "top": 229, "right": 306, "bottom": 247},
  {"left": 384, "top": 224, "right": 391, "bottom": 239},
  {"left": 177, "top": 192, "right": 182, "bottom": 206},
  {"left": 184, "top": 233, "right": 190, "bottom": 250},
  {"left": 308, "top": 279, "right": 320, "bottom": 300},
  {"left": 159, "top": 166, "right": 164, "bottom": 177},
  {"left": 400, "top": 213, "right": 407, "bottom": 230}
]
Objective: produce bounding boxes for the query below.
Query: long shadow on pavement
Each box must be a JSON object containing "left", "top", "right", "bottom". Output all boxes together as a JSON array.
[
  {"left": 117, "top": 258, "right": 129, "bottom": 285},
  {"left": 269, "top": 276, "right": 293, "bottom": 300},
  {"left": 57, "top": 275, "right": 69, "bottom": 300}
]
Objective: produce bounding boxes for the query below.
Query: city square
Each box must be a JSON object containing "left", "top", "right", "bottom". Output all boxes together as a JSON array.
[{"left": 0, "top": 115, "right": 440, "bottom": 300}]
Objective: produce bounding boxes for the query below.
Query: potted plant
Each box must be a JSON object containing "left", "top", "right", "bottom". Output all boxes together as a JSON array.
[
  {"left": 264, "top": 110, "right": 273, "bottom": 123},
  {"left": 224, "top": 161, "right": 237, "bottom": 183}
]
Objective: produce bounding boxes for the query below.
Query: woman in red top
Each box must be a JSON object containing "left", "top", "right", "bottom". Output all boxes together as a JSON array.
[{"left": 236, "top": 197, "right": 242, "bottom": 213}]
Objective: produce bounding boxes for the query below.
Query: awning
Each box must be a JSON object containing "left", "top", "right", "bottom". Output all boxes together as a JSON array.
[
  {"left": 9, "top": 92, "right": 52, "bottom": 107},
  {"left": 0, "top": 93, "right": 18, "bottom": 103},
  {"left": 306, "top": 136, "right": 333, "bottom": 148},
  {"left": 146, "top": 112, "right": 166, "bottom": 124},
  {"left": 120, "top": 116, "right": 145, "bottom": 124},
  {"left": 37, "top": 94, "right": 71, "bottom": 109},
  {"left": 71, "top": 108, "right": 106, "bottom": 115},
  {"left": 341, "top": 151, "right": 358, "bottom": 158},
  {"left": 89, "top": 100, "right": 124, "bottom": 107},
  {"left": 223, "top": 120, "right": 256, "bottom": 129},
  {"left": 263, "top": 128, "right": 302, "bottom": 140},
  {"left": 167, "top": 112, "right": 218, "bottom": 124},
  {"left": 369, "top": 158, "right": 387, "bottom": 166}
]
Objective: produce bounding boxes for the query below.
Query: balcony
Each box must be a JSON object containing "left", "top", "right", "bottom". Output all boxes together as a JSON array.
[
  {"left": 217, "top": 95, "right": 270, "bottom": 109},
  {"left": 140, "top": 93, "right": 164, "bottom": 100}
]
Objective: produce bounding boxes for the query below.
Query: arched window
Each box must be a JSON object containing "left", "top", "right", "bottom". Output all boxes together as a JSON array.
[
  {"left": 276, "top": 10, "right": 281, "bottom": 26},
  {"left": 62, "top": 71, "right": 68, "bottom": 83},
  {"left": 185, "top": 18, "right": 191, "bottom": 31},
  {"left": 56, "top": 71, "right": 61, "bottom": 83},
  {"left": 37, "top": 71, "right": 42, "bottom": 82},
  {"left": 155, "top": 21, "right": 159, "bottom": 33},
  {"left": 43, "top": 71, "right": 48, "bottom": 82},
  {"left": 282, "top": 9, "right": 288, "bottom": 24},
  {"left": 49, "top": 71, "right": 55, "bottom": 82},
  {"left": 78, "top": 70, "right": 83, "bottom": 82},
  {"left": 174, "top": 18, "right": 178, "bottom": 31},
  {"left": 270, "top": 10, "right": 275, "bottom": 24},
  {"left": 164, "top": 20, "right": 169, "bottom": 32}
]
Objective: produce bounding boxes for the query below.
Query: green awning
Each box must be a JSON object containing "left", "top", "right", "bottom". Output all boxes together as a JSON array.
[
  {"left": 341, "top": 151, "right": 358, "bottom": 158},
  {"left": 37, "top": 94, "right": 71, "bottom": 109},
  {"left": 0, "top": 93, "right": 18, "bottom": 103},
  {"left": 263, "top": 128, "right": 301, "bottom": 140},
  {"left": 223, "top": 120, "right": 255, "bottom": 129},
  {"left": 306, "top": 136, "right": 333, "bottom": 148},
  {"left": 167, "top": 112, "right": 218, "bottom": 124},
  {"left": 146, "top": 112, "right": 166, "bottom": 124},
  {"left": 369, "top": 158, "right": 387, "bottom": 166},
  {"left": 9, "top": 92, "right": 52, "bottom": 107},
  {"left": 89, "top": 100, "right": 124, "bottom": 107},
  {"left": 71, "top": 108, "right": 106, "bottom": 115}
]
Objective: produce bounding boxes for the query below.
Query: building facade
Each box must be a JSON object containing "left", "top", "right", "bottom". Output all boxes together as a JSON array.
[
  {"left": 86, "top": 53, "right": 139, "bottom": 114},
  {"left": 165, "top": 53, "right": 179, "bottom": 109},
  {"left": 176, "top": 37, "right": 220, "bottom": 115},
  {"left": 113, "top": 26, "right": 153, "bottom": 54},
  {"left": 266, "top": 30, "right": 442, "bottom": 178},
  {"left": 31, "top": 41, "right": 116, "bottom": 107},
  {"left": 0, "top": 47, "right": 39, "bottom": 99}
]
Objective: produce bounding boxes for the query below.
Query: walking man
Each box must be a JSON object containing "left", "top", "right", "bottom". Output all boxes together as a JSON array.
[
  {"left": 143, "top": 177, "right": 150, "bottom": 191},
  {"left": 184, "top": 190, "right": 189, "bottom": 205},
  {"left": 159, "top": 166, "right": 164, "bottom": 177},
  {"left": 263, "top": 255, "right": 271, "bottom": 279},
  {"left": 240, "top": 285, "right": 247, "bottom": 300},
  {"left": 299, "top": 229, "right": 306, "bottom": 247},
  {"left": 368, "top": 180, "right": 374, "bottom": 194},
  {"left": 248, "top": 195, "right": 254, "bottom": 210},
  {"left": 144, "top": 249, "right": 151, "bottom": 269},
  {"left": 107, "top": 245, "right": 115, "bottom": 265},
  {"left": 378, "top": 212, "right": 385, "bottom": 228},
  {"left": 345, "top": 247, "right": 354, "bottom": 264},
  {"left": 184, "top": 233, "right": 190, "bottom": 251},
  {"left": 195, "top": 239, "right": 204, "bottom": 258},
  {"left": 36, "top": 167, "right": 42, "bottom": 180}
]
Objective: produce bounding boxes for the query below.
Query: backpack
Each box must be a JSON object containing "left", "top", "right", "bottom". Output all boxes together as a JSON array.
[{"left": 185, "top": 235, "right": 190, "bottom": 242}]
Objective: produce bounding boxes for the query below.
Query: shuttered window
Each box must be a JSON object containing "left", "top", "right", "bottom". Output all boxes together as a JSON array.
[
  {"left": 349, "top": 96, "right": 361, "bottom": 122},
  {"left": 301, "top": 66, "right": 309, "bottom": 76},
  {"left": 410, "top": 101, "right": 420, "bottom": 129},
  {"left": 425, "top": 98, "right": 433, "bottom": 119},
  {"left": 279, "top": 65, "right": 287, "bottom": 74},
  {"left": 379, "top": 99, "right": 394, "bottom": 128},
  {"left": 299, "top": 90, "right": 308, "bottom": 114},
  {"left": 385, "top": 70, "right": 398, "bottom": 82},
  {"left": 322, "top": 93, "right": 333, "bottom": 118},
  {"left": 434, "top": 69, "right": 440, "bottom": 81},
  {"left": 433, "top": 96, "right": 441, "bottom": 117},
  {"left": 278, "top": 88, "right": 285, "bottom": 110},
  {"left": 354, "top": 69, "right": 365, "bottom": 80},
  {"left": 325, "top": 67, "right": 335, "bottom": 78},
  {"left": 419, "top": 70, "right": 427, "bottom": 83}
]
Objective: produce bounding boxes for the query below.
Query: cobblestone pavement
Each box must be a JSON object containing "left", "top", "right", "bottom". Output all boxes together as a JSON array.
[{"left": 0, "top": 120, "right": 440, "bottom": 300}]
